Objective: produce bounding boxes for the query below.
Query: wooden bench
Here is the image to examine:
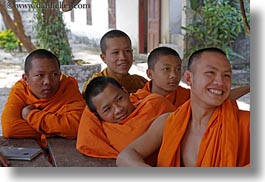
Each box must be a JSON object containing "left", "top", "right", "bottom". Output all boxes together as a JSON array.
[
  {"left": 0, "top": 137, "right": 52, "bottom": 167},
  {"left": 47, "top": 138, "right": 116, "bottom": 167}
]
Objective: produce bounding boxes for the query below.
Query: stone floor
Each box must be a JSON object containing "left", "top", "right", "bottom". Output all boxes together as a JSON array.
[{"left": 0, "top": 44, "right": 250, "bottom": 135}]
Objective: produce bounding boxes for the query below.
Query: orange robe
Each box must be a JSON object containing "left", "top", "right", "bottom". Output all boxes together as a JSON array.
[
  {"left": 130, "top": 81, "right": 190, "bottom": 109},
  {"left": 76, "top": 93, "right": 175, "bottom": 159},
  {"left": 157, "top": 99, "right": 250, "bottom": 167},
  {"left": 82, "top": 68, "right": 147, "bottom": 94},
  {"left": 2, "top": 74, "right": 86, "bottom": 140}
]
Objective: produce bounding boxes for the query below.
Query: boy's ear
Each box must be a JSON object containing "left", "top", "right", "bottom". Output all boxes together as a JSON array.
[
  {"left": 184, "top": 70, "right": 192, "bottom": 86},
  {"left": 146, "top": 69, "right": 152, "bottom": 79},
  {"left": 22, "top": 74, "right": 29, "bottom": 84},
  {"left": 100, "top": 53, "right": 107, "bottom": 64}
]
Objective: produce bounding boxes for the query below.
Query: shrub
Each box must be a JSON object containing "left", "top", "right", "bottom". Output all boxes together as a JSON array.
[{"left": 0, "top": 29, "right": 20, "bottom": 51}]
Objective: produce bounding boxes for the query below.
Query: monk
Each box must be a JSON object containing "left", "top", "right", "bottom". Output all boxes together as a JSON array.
[
  {"left": 116, "top": 47, "right": 250, "bottom": 167},
  {"left": 0, "top": 153, "right": 9, "bottom": 167},
  {"left": 62, "top": 0, "right": 81, "bottom": 12},
  {"left": 130, "top": 46, "right": 250, "bottom": 109},
  {"left": 1, "top": 49, "right": 86, "bottom": 146},
  {"left": 77, "top": 76, "right": 175, "bottom": 160},
  {"left": 82, "top": 29, "right": 147, "bottom": 95}
]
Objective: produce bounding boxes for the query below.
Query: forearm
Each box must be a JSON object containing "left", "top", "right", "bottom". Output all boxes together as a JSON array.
[
  {"left": 230, "top": 85, "right": 250, "bottom": 100},
  {"left": 2, "top": 105, "right": 40, "bottom": 138},
  {"left": 116, "top": 148, "right": 151, "bottom": 167},
  {"left": 27, "top": 110, "right": 81, "bottom": 138}
]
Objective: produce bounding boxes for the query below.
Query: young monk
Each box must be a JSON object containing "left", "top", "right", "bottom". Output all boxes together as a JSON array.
[
  {"left": 1, "top": 49, "right": 86, "bottom": 146},
  {"left": 116, "top": 47, "right": 250, "bottom": 167},
  {"left": 130, "top": 46, "right": 250, "bottom": 109},
  {"left": 82, "top": 29, "right": 147, "bottom": 95},
  {"left": 77, "top": 76, "right": 175, "bottom": 160}
]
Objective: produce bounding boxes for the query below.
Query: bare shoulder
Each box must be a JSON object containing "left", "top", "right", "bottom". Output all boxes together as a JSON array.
[{"left": 149, "top": 112, "right": 172, "bottom": 133}]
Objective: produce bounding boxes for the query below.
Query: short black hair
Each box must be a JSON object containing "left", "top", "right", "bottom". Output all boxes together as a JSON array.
[
  {"left": 84, "top": 76, "right": 124, "bottom": 114},
  {"left": 147, "top": 46, "right": 181, "bottom": 70},
  {"left": 187, "top": 47, "right": 227, "bottom": 70},
  {"left": 24, "top": 49, "right": 60, "bottom": 74},
  {"left": 100, "top": 29, "right": 131, "bottom": 54}
]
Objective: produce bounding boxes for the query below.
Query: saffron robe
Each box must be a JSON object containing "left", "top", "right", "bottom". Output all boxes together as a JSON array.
[
  {"left": 2, "top": 74, "right": 86, "bottom": 140},
  {"left": 157, "top": 99, "right": 250, "bottom": 167},
  {"left": 82, "top": 68, "right": 147, "bottom": 94},
  {"left": 130, "top": 81, "right": 190, "bottom": 109},
  {"left": 76, "top": 93, "right": 175, "bottom": 159}
]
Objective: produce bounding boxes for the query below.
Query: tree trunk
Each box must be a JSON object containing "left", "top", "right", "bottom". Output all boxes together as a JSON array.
[
  {"left": 239, "top": 0, "right": 250, "bottom": 35},
  {"left": 0, "top": 0, "right": 36, "bottom": 52}
]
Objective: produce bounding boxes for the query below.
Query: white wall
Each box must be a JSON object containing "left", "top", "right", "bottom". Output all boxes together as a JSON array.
[
  {"left": 63, "top": 0, "right": 110, "bottom": 42},
  {"left": 116, "top": 0, "right": 139, "bottom": 51},
  {"left": 63, "top": 0, "right": 140, "bottom": 50}
]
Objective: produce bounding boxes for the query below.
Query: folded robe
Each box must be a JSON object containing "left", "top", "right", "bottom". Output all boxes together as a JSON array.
[
  {"left": 130, "top": 81, "right": 190, "bottom": 109},
  {"left": 2, "top": 74, "right": 86, "bottom": 140},
  {"left": 82, "top": 68, "right": 147, "bottom": 94},
  {"left": 76, "top": 93, "right": 176, "bottom": 158},
  {"left": 157, "top": 99, "right": 250, "bottom": 167}
]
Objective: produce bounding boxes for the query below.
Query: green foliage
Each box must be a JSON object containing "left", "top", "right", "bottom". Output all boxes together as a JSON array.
[
  {"left": 0, "top": 29, "right": 20, "bottom": 51},
  {"left": 182, "top": 0, "right": 249, "bottom": 61},
  {"left": 33, "top": 0, "right": 72, "bottom": 65}
]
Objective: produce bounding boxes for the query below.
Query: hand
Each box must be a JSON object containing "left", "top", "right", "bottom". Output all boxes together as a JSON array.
[
  {"left": 0, "top": 153, "right": 9, "bottom": 167},
  {"left": 22, "top": 105, "right": 35, "bottom": 120}
]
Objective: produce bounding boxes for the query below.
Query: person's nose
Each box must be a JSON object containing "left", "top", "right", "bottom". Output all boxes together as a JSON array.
[
  {"left": 118, "top": 51, "right": 126, "bottom": 60},
  {"left": 169, "top": 69, "right": 177, "bottom": 78},
  {"left": 113, "top": 104, "right": 123, "bottom": 115},
  {"left": 43, "top": 75, "right": 51, "bottom": 85},
  {"left": 213, "top": 74, "right": 225, "bottom": 86}
]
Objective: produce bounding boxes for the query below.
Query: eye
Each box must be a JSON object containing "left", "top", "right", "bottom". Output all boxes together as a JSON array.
[
  {"left": 52, "top": 72, "right": 60, "bottom": 77},
  {"left": 35, "top": 74, "right": 43, "bottom": 77},
  {"left": 117, "top": 95, "right": 123, "bottom": 102},
  {"left": 103, "top": 107, "right": 110, "bottom": 114},
  {"left": 111, "top": 51, "right": 119, "bottom": 55},
  {"left": 206, "top": 71, "right": 215, "bottom": 75},
  {"left": 224, "top": 74, "right": 231, "bottom": 78},
  {"left": 162, "top": 67, "right": 170, "bottom": 71},
  {"left": 126, "top": 49, "right": 133, "bottom": 53}
]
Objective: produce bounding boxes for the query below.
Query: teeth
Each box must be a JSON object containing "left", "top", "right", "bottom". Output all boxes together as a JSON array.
[{"left": 209, "top": 89, "right": 223, "bottom": 95}]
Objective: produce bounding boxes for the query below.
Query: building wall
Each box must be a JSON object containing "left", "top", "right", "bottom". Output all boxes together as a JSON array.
[
  {"left": 116, "top": 0, "right": 139, "bottom": 51},
  {"left": 63, "top": 0, "right": 109, "bottom": 47},
  {"left": 63, "top": 0, "right": 139, "bottom": 51}
]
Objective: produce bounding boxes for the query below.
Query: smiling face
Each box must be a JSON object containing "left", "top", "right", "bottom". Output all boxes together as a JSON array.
[
  {"left": 147, "top": 55, "right": 182, "bottom": 96},
  {"left": 91, "top": 83, "right": 135, "bottom": 123},
  {"left": 100, "top": 37, "right": 133, "bottom": 77},
  {"left": 185, "top": 51, "right": 232, "bottom": 107},
  {"left": 22, "top": 58, "right": 61, "bottom": 99}
]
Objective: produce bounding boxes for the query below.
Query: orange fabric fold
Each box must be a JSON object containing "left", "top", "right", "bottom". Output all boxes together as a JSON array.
[
  {"left": 157, "top": 99, "right": 250, "bottom": 167},
  {"left": 130, "top": 81, "right": 190, "bottom": 109},
  {"left": 82, "top": 68, "right": 147, "bottom": 94},
  {"left": 76, "top": 93, "right": 175, "bottom": 159},
  {"left": 2, "top": 74, "right": 86, "bottom": 142}
]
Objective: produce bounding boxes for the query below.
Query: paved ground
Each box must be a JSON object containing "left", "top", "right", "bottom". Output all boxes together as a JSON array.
[{"left": 0, "top": 44, "right": 250, "bottom": 135}]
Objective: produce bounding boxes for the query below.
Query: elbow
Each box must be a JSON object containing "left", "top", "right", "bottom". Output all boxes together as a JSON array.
[
  {"left": 116, "top": 151, "right": 126, "bottom": 167},
  {"left": 2, "top": 125, "right": 15, "bottom": 138}
]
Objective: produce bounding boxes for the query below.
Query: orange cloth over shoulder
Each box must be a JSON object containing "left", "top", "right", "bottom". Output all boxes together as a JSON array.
[
  {"left": 82, "top": 68, "right": 147, "bottom": 94},
  {"left": 76, "top": 93, "right": 175, "bottom": 159},
  {"left": 2, "top": 74, "right": 86, "bottom": 140},
  {"left": 157, "top": 99, "right": 250, "bottom": 167},
  {"left": 130, "top": 81, "right": 190, "bottom": 109}
]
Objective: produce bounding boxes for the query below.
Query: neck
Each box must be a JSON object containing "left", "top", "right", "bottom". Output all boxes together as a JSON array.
[{"left": 190, "top": 100, "right": 216, "bottom": 127}]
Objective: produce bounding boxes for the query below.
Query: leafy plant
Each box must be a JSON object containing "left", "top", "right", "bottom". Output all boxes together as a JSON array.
[
  {"left": 33, "top": 0, "right": 72, "bottom": 65},
  {"left": 0, "top": 29, "right": 20, "bottom": 51},
  {"left": 182, "top": 0, "right": 249, "bottom": 61}
]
